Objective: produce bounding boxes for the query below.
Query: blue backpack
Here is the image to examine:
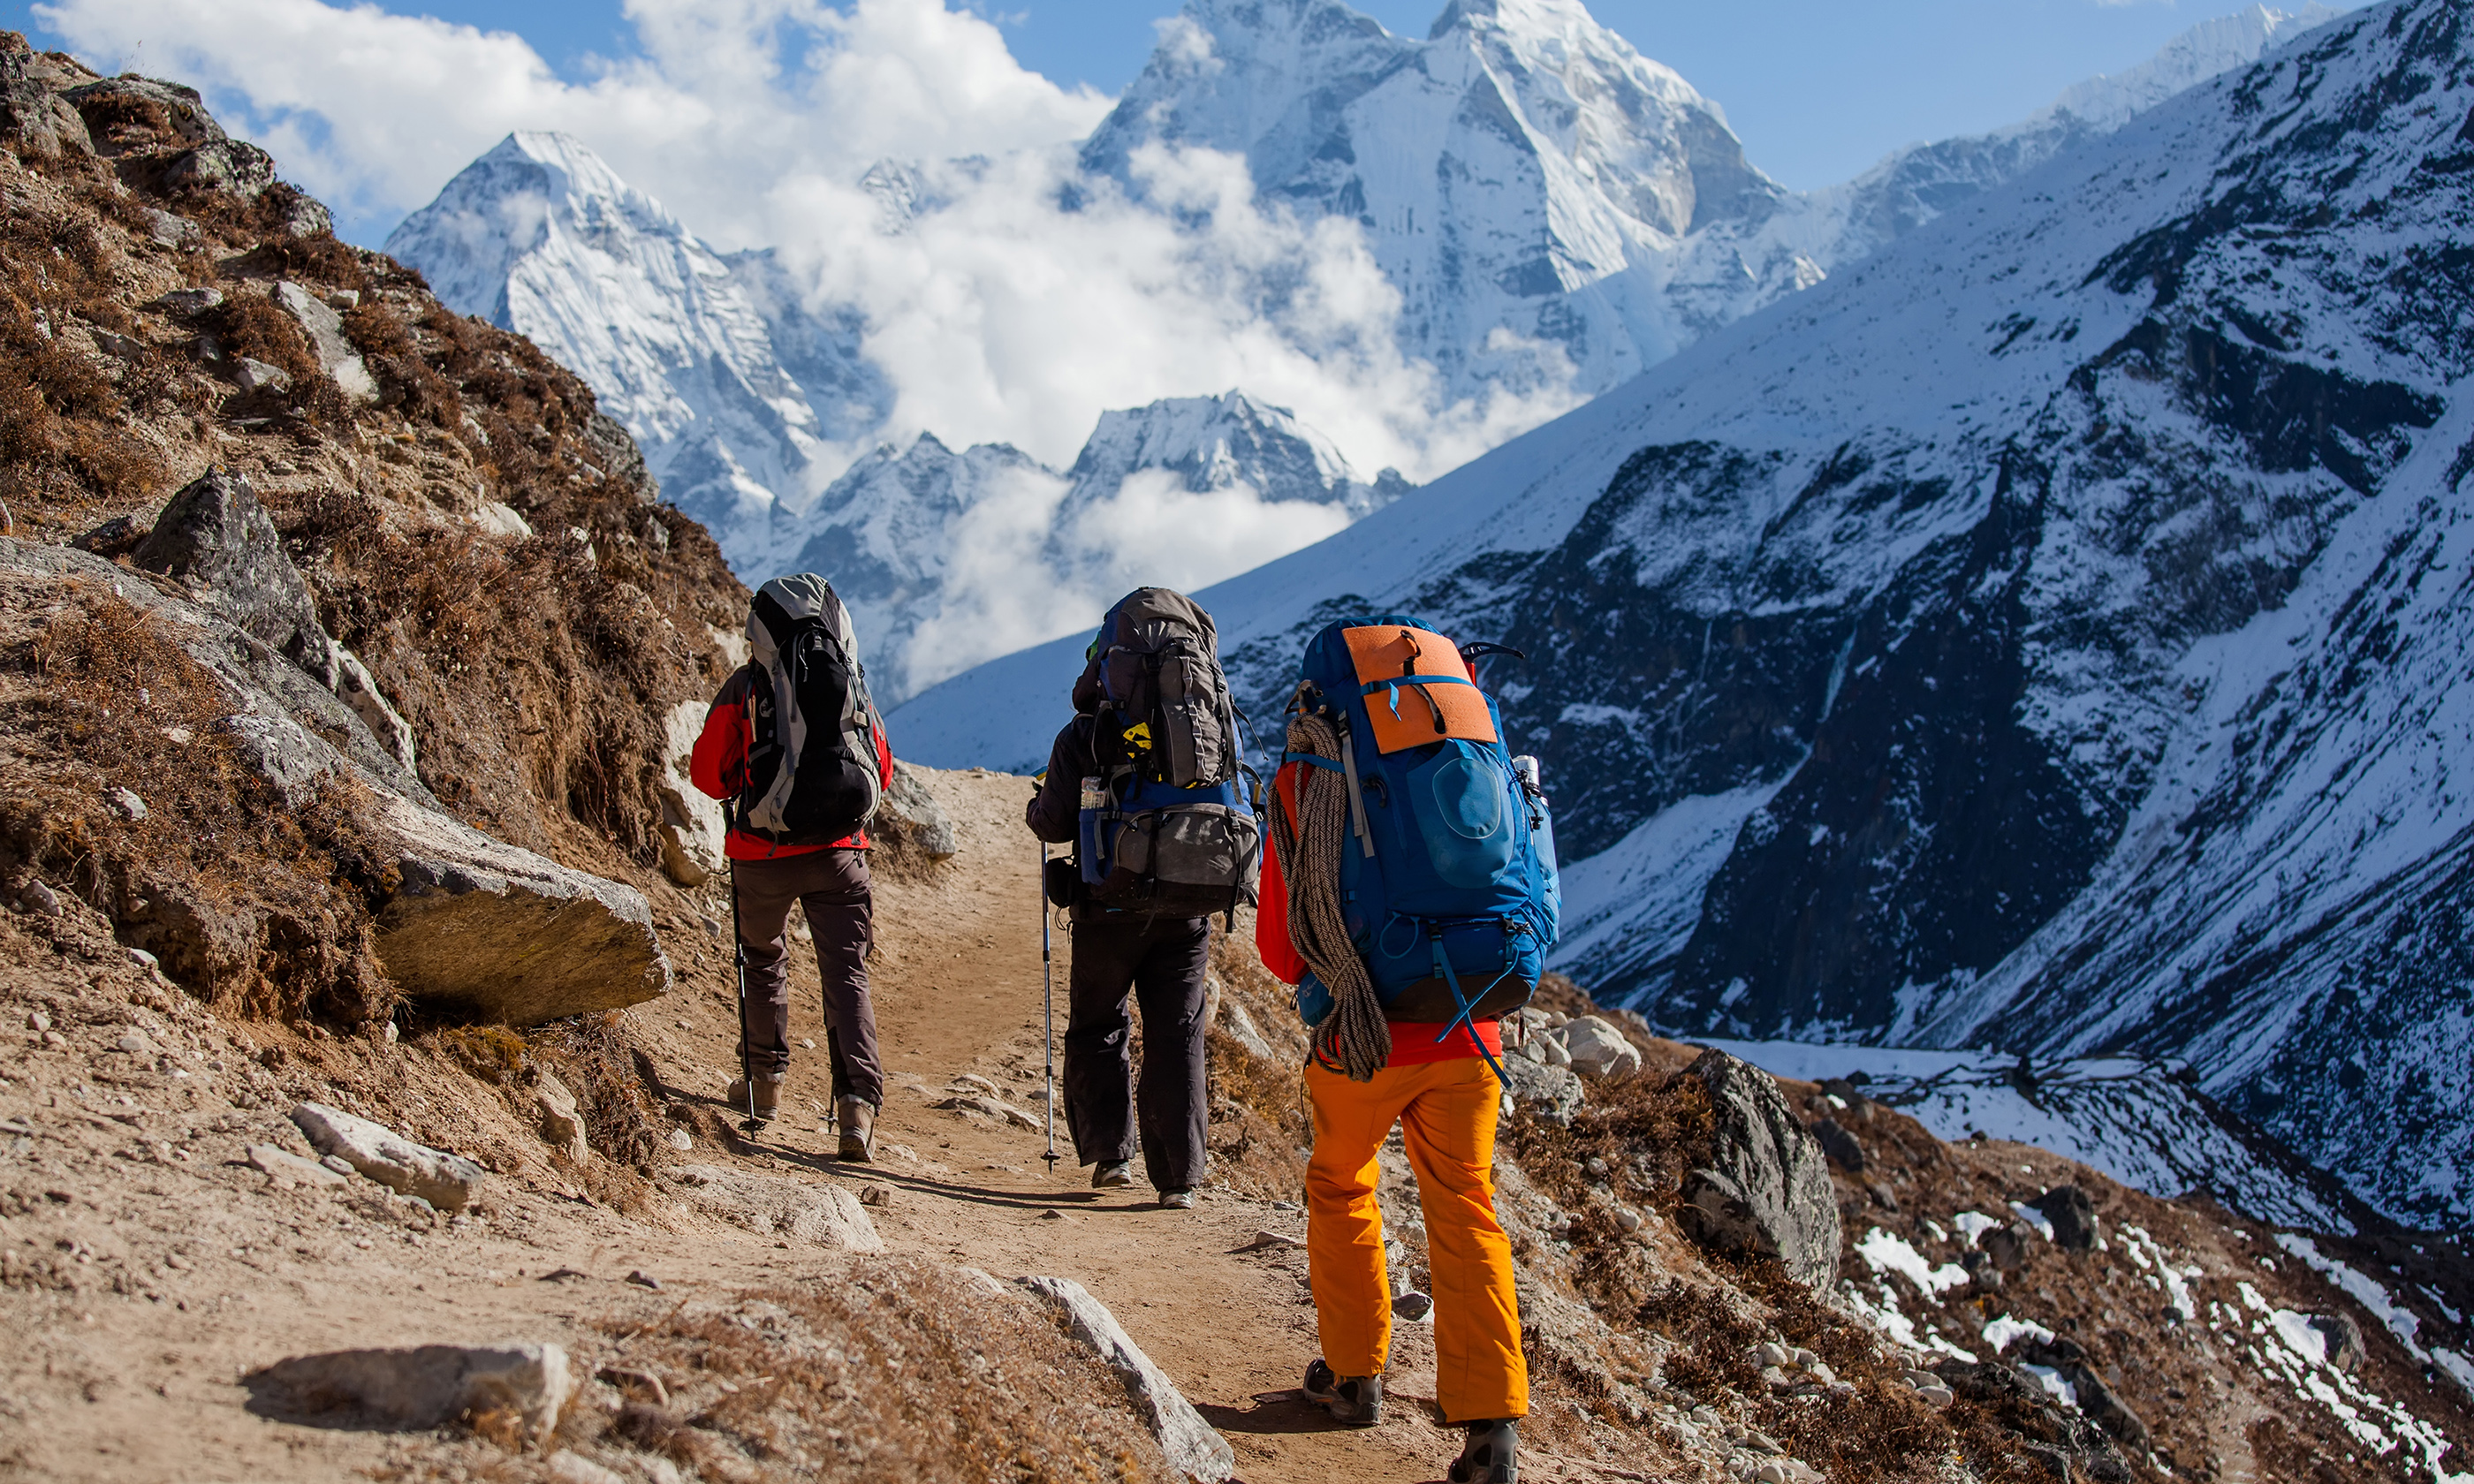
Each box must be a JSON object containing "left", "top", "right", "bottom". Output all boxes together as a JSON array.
[{"left": 1284, "top": 614, "right": 1560, "bottom": 1040}]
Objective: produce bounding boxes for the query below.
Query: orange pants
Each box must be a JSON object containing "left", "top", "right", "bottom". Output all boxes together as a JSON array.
[{"left": 1304, "top": 1056, "right": 1528, "bottom": 1424}]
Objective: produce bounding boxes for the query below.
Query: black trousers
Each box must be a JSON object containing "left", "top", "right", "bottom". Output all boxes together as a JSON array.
[{"left": 1064, "top": 914, "right": 1210, "bottom": 1191}]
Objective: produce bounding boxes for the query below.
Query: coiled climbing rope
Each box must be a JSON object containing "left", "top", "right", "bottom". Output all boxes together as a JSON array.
[{"left": 1269, "top": 705, "right": 1390, "bottom": 1082}]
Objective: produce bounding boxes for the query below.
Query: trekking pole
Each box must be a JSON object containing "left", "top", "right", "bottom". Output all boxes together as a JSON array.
[
  {"left": 1040, "top": 838, "right": 1059, "bottom": 1172},
  {"left": 730, "top": 870, "right": 760, "bottom": 1136}
]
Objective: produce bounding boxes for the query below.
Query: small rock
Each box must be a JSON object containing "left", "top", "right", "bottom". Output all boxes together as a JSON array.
[
  {"left": 1040, "top": 1208, "right": 1073, "bottom": 1222},
  {"left": 42, "top": 1031, "right": 65, "bottom": 1049},
  {"left": 1804, "top": 1361, "right": 1836, "bottom": 1385},
  {"left": 1754, "top": 1342, "right": 1790, "bottom": 1367},
  {"left": 799, "top": 1037, "right": 816, "bottom": 1049},
  {"left": 1809, "top": 1117, "right": 1866, "bottom": 1173},
  {"left": 665, "top": 1128, "right": 694, "bottom": 1152},
  {"left": 1217, "top": 999, "right": 1278, "bottom": 1061},
  {"left": 1271, "top": 1200, "right": 1301, "bottom": 1212},
  {"left": 2308, "top": 1311, "right": 2367, "bottom": 1372},
  {"left": 1242, "top": 1230, "right": 1307, "bottom": 1251},
  {"left": 246, "top": 1144, "right": 347, "bottom": 1187},
  {"left": 114, "top": 1031, "right": 154, "bottom": 1055},
  {"left": 2030, "top": 1185, "right": 2099, "bottom": 1252},
  {"left": 1613, "top": 1206, "right": 1644, "bottom": 1233},
  {"left": 858, "top": 1183, "right": 894, "bottom": 1208},
  {"left": 948, "top": 1073, "right": 1000, "bottom": 1096},
  {"left": 27, "top": 1011, "right": 51, "bottom": 1033},
  {"left": 155, "top": 286, "right": 224, "bottom": 315},
  {"left": 107, "top": 787, "right": 148, "bottom": 822},
  {"left": 290, "top": 1102, "right": 486, "bottom": 1213},
  {"left": 1557, "top": 1016, "right": 1643, "bottom": 1079},
  {"left": 1916, "top": 1383, "right": 1954, "bottom": 1409},
  {"left": 535, "top": 1072, "right": 589, "bottom": 1162},
  {"left": 1392, "top": 1290, "right": 1434, "bottom": 1321},
  {"left": 247, "top": 1341, "right": 571, "bottom": 1445},
  {"left": 320, "top": 1155, "right": 354, "bottom": 1177},
  {"left": 1981, "top": 1223, "right": 2032, "bottom": 1273},
  {"left": 624, "top": 1269, "right": 662, "bottom": 1291},
  {"left": 19, "top": 881, "right": 63, "bottom": 917},
  {"left": 231, "top": 357, "right": 292, "bottom": 394},
  {"left": 545, "top": 1451, "right": 626, "bottom": 1484}
]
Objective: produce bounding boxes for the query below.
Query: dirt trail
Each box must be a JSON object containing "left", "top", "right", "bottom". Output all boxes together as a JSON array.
[
  {"left": 702, "top": 767, "right": 1470, "bottom": 1484},
  {"left": 1, "top": 767, "right": 1567, "bottom": 1484}
]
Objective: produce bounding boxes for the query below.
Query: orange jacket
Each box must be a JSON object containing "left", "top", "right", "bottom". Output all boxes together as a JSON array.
[{"left": 689, "top": 664, "right": 894, "bottom": 859}]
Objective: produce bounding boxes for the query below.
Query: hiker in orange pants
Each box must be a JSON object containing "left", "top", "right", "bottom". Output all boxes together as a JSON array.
[
  {"left": 1304, "top": 1053, "right": 1529, "bottom": 1430},
  {"left": 1260, "top": 799, "right": 1527, "bottom": 1482}
]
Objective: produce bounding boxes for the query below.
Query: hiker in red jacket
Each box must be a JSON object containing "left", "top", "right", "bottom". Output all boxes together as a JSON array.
[{"left": 690, "top": 574, "right": 895, "bottom": 1161}]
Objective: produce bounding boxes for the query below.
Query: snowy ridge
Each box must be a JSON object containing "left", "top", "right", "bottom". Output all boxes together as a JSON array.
[{"left": 898, "top": 0, "right": 2474, "bottom": 1227}]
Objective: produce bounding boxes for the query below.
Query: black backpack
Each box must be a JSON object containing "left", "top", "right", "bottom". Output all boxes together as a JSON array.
[{"left": 734, "top": 574, "right": 882, "bottom": 846}]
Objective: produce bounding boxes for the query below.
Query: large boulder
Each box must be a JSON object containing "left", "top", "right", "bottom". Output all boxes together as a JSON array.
[
  {"left": 372, "top": 791, "right": 672, "bottom": 1026},
  {"left": 1676, "top": 1049, "right": 1842, "bottom": 1292},
  {"left": 1017, "top": 1275, "right": 1235, "bottom": 1482},
  {"left": 134, "top": 470, "right": 415, "bottom": 769}
]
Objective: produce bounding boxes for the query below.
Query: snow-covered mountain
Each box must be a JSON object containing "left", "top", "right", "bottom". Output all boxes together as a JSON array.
[
  {"left": 383, "top": 4, "right": 2337, "bottom": 713},
  {"left": 382, "top": 132, "right": 873, "bottom": 567},
  {"left": 775, "top": 391, "right": 1401, "bottom": 702},
  {"left": 1088, "top": 0, "right": 2339, "bottom": 405},
  {"left": 893, "top": 0, "right": 2473, "bottom": 1228}
]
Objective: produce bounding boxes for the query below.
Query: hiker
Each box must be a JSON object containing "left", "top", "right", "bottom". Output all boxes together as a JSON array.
[
  {"left": 1023, "top": 587, "right": 1261, "bottom": 1209},
  {"left": 690, "top": 574, "right": 894, "bottom": 1162},
  {"left": 1258, "top": 616, "right": 1559, "bottom": 1484}
]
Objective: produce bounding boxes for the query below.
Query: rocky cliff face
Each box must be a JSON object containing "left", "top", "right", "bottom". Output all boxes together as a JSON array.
[
  {"left": 0, "top": 40, "right": 744, "bottom": 1031},
  {"left": 895, "top": 0, "right": 2474, "bottom": 1230}
]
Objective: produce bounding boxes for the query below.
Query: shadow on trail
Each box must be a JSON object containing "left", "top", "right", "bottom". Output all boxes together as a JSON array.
[{"left": 745, "top": 1141, "right": 1170, "bottom": 1215}]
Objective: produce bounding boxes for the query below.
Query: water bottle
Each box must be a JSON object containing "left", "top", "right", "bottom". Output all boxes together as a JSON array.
[{"left": 1077, "top": 776, "right": 1108, "bottom": 884}]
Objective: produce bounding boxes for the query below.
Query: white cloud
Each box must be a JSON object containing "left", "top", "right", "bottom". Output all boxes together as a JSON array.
[
  {"left": 37, "top": 0, "right": 1587, "bottom": 667},
  {"left": 34, "top": 0, "right": 1112, "bottom": 249}
]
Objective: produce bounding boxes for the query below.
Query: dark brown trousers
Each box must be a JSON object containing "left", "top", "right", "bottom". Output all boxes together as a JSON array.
[{"left": 732, "top": 849, "right": 882, "bottom": 1109}]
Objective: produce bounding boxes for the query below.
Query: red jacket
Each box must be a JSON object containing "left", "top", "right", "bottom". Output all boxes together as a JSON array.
[
  {"left": 1257, "top": 735, "right": 1500, "bottom": 1068},
  {"left": 690, "top": 664, "right": 894, "bottom": 859}
]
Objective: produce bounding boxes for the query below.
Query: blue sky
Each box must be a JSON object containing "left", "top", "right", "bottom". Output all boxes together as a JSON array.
[{"left": 4, "top": 0, "right": 2353, "bottom": 204}]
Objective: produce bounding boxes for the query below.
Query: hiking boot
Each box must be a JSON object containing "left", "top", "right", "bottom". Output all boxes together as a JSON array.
[
  {"left": 1092, "top": 1160, "right": 1135, "bottom": 1189},
  {"left": 835, "top": 1097, "right": 875, "bottom": 1162},
  {"left": 1302, "top": 1358, "right": 1383, "bottom": 1427},
  {"left": 1158, "top": 1188, "right": 1196, "bottom": 1210},
  {"left": 1447, "top": 1420, "right": 1518, "bottom": 1483},
  {"left": 725, "top": 1071, "right": 782, "bottom": 1123}
]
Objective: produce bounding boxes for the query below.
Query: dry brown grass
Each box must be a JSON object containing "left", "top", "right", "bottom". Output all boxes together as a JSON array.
[
  {"left": 0, "top": 583, "right": 399, "bottom": 1023},
  {"left": 518, "top": 1264, "right": 1181, "bottom": 1483}
]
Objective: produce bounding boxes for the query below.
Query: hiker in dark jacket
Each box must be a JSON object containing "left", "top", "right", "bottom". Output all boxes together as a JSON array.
[
  {"left": 1022, "top": 588, "right": 1256, "bottom": 1208},
  {"left": 691, "top": 575, "right": 895, "bottom": 1162}
]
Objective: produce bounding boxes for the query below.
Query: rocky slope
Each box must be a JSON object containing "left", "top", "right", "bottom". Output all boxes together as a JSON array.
[{"left": 893, "top": 0, "right": 2474, "bottom": 1230}]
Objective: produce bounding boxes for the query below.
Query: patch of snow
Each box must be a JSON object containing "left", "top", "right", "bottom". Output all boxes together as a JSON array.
[
  {"left": 1981, "top": 1314, "right": 2055, "bottom": 1353},
  {"left": 1953, "top": 1211, "right": 2000, "bottom": 1246},
  {"left": 1855, "top": 1228, "right": 1970, "bottom": 1300},
  {"left": 2018, "top": 1363, "right": 2078, "bottom": 1409}
]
